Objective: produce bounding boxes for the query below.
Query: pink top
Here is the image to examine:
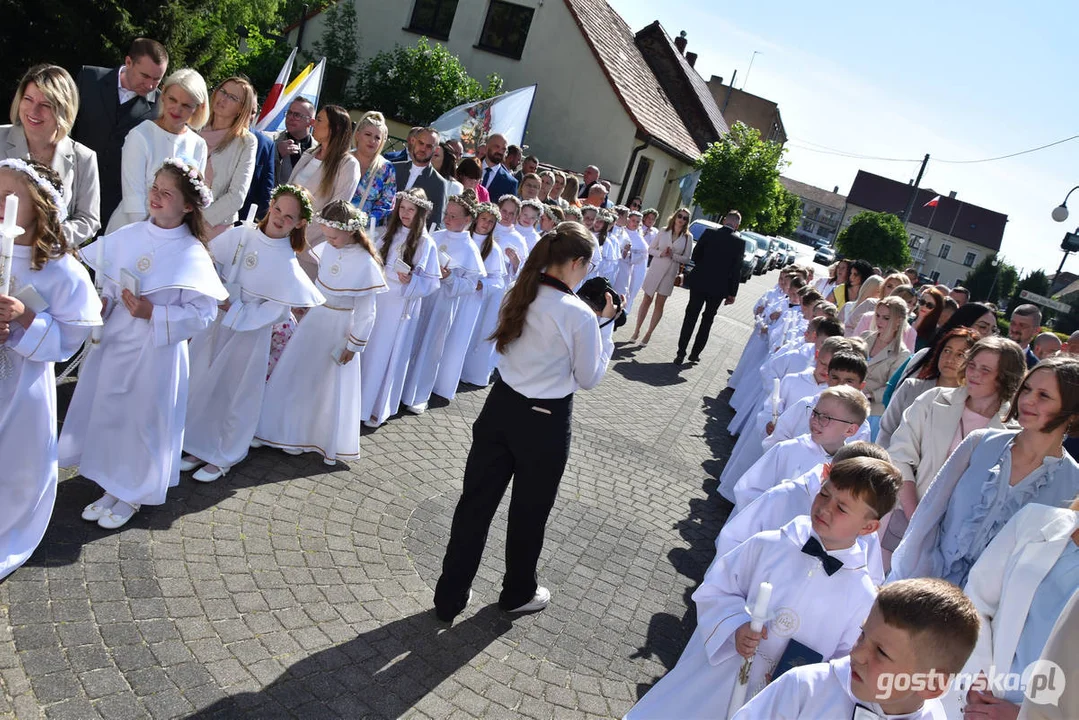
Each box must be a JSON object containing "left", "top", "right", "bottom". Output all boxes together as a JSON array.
[{"left": 948, "top": 405, "right": 994, "bottom": 456}]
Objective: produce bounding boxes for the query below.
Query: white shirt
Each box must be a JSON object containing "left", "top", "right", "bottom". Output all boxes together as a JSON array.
[
  {"left": 481, "top": 161, "right": 501, "bottom": 188},
  {"left": 497, "top": 284, "right": 614, "bottom": 398},
  {"left": 405, "top": 163, "right": 424, "bottom": 190},
  {"left": 117, "top": 67, "right": 138, "bottom": 105}
]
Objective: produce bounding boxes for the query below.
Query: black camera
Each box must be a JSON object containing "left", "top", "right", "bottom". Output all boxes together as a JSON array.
[{"left": 577, "top": 276, "right": 627, "bottom": 329}]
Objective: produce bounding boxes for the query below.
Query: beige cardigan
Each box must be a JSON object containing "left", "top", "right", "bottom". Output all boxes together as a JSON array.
[
  {"left": 203, "top": 130, "right": 258, "bottom": 227},
  {"left": 860, "top": 332, "right": 910, "bottom": 416}
]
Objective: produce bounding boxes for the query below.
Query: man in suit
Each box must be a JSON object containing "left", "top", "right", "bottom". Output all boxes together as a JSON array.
[
  {"left": 676, "top": 210, "right": 743, "bottom": 364},
  {"left": 273, "top": 98, "right": 315, "bottom": 184},
  {"left": 241, "top": 102, "right": 275, "bottom": 221},
  {"left": 384, "top": 126, "right": 421, "bottom": 164},
  {"left": 71, "top": 38, "right": 168, "bottom": 225},
  {"left": 392, "top": 127, "right": 448, "bottom": 227},
  {"left": 479, "top": 133, "right": 518, "bottom": 201},
  {"left": 1008, "top": 303, "right": 1042, "bottom": 368}
]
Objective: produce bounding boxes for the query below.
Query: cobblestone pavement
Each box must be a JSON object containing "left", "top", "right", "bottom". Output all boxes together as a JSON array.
[{"left": 0, "top": 268, "right": 787, "bottom": 719}]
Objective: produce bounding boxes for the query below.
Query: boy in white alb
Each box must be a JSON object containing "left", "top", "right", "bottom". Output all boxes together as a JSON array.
[
  {"left": 733, "top": 578, "right": 979, "bottom": 720},
  {"left": 732, "top": 386, "right": 870, "bottom": 513},
  {"left": 626, "top": 458, "right": 901, "bottom": 719}
]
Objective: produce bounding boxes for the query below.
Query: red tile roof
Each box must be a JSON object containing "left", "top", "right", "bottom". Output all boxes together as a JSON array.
[
  {"left": 563, "top": 0, "right": 701, "bottom": 160},
  {"left": 779, "top": 176, "right": 846, "bottom": 211}
]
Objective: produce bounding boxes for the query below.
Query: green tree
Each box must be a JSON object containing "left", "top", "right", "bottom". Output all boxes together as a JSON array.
[
  {"left": 834, "top": 211, "right": 913, "bottom": 269},
  {"left": 692, "top": 121, "right": 787, "bottom": 226},
  {"left": 753, "top": 182, "right": 803, "bottom": 237},
  {"left": 963, "top": 255, "right": 1018, "bottom": 306},
  {"left": 352, "top": 37, "right": 503, "bottom": 125},
  {"left": 310, "top": 0, "right": 360, "bottom": 105},
  {"left": 1006, "top": 269, "right": 1053, "bottom": 320}
]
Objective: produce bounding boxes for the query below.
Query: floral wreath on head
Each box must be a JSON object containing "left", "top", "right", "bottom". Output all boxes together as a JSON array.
[
  {"left": 0, "top": 158, "right": 68, "bottom": 223},
  {"left": 628, "top": 210, "right": 643, "bottom": 218},
  {"left": 473, "top": 201, "right": 500, "bottom": 219},
  {"left": 520, "top": 198, "right": 545, "bottom": 214},
  {"left": 447, "top": 194, "right": 477, "bottom": 218},
  {"left": 598, "top": 209, "right": 617, "bottom": 224},
  {"left": 642, "top": 207, "right": 659, "bottom": 217},
  {"left": 270, "top": 184, "right": 314, "bottom": 221},
  {"left": 160, "top": 157, "right": 213, "bottom": 208},
  {"left": 397, "top": 188, "right": 434, "bottom": 213},
  {"left": 313, "top": 208, "right": 370, "bottom": 232},
  {"left": 542, "top": 205, "right": 562, "bottom": 221},
  {"left": 613, "top": 205, "right": 630, "bottom": 215}
]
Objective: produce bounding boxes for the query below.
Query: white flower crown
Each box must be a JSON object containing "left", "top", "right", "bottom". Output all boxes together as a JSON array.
[
  {"left": 397, "top": 189, "right": 433, "bottom": 213},
  {"left": 0, "top": 158, "right": 68, "bottom": 224},
  {"left": 161, "top": 157, "right": 214, "bottom": 208},
  {"left": 313, "top": 209, "right": 370, "bottom": 232}
]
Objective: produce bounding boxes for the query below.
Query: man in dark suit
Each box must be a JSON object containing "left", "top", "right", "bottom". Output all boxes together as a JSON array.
[
  {"left": 676, "top": 211, "right": 744, "bottom": 364},
  {"left": 71, "top": 38, "right": 168, "bottom": 225},
  {"left": 392, "top": 127, "right": 448, "bottom": 227},
  {"left": 241, "top": 104, "right": 275, "bottom": 221},
  {"left": 478, "top": 132, "right": 518, "bottom": 200}
]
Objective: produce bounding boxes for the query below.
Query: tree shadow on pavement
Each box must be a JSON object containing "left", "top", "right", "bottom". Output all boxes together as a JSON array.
[{"left": 187, "top": 605, "right": 513, "bottom": 719}]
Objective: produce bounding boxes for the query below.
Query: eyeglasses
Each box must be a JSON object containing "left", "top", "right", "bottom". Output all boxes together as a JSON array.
[
  {"left": 917, "top": 298, "right": 936, "bottom": 309},
  {"left": 286, "top": 110, "right": 313, "bottom": 121},
  {"left": 217, "top": 87, "right": 242, "bottom": 104},
  {"left": 588, "top": 260, "right": 597, "bottom": 273},
  {"left": 810, "top": 407, "right": 857, "bottom": 427}
]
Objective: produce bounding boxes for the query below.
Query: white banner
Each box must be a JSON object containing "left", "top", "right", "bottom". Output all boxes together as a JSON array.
[{"left": 430, "top": 85, "right": 537, "bottom": 156}]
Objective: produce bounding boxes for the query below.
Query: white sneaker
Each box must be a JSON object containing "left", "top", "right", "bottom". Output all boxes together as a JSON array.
[
  {"left": 179, "top": 455, "right": 204, "bottom": 472},
  {"left": 509, "top": 586, "right": 551, "bottom": 613}
]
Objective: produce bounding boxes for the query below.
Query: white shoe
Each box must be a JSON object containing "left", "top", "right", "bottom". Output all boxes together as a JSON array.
[
  {"left": 179, "top": 455, "right": 204, "bottom": 472},
  {"left": 97, "top": 501, "right": 139, "bottom": 530},
  {"left": 323, "top": 457, "right": 337, "bottom": 466},
  {"left": 249, "top": 438, "right": 264, "bottom": 448},
  {"left": 509, "top": 586, "right": 551, "bottom": 613},
  {"left": 192, "top": 464, "right": 228, "bottom": 482},
  {"left": 362, "top": 419, "right": 382, "bottom": 429},
  {"left": 81, "top": 493, "right": 118, "bottom": 522},
  {"left": 404, "top": 402, "right": 427, "bottom": 415},
  {"left": 283, "top": 447, "right": 303, "bottom": 456}
]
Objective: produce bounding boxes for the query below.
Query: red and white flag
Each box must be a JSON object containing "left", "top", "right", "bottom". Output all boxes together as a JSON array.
[
  {"left": 256, "top": 47, "right": 297, "bottom": 125},
  {"left": 923, "top": 195, "right": 941, "bottom": 208}
]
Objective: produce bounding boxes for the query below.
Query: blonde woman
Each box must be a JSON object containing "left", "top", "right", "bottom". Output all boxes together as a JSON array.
[
  {"left": 1, "top": 64, "right": 100, "bottom": 246},
  {"left": 860, "top": 295, "right": 911, "bottom": 438},
  {"left": 200, "top": 76, "right": 257, "bottom": 237},
  {"left": 631, "top": 207, "right": 693, "bottom": 345},
  {"left": 350, "top": 111, "right": 397, "bottom": 224},
  {"left": 842, "top": 273, "right": 884, "bottom": 335},
  {"left": 107, "top": 68, "right": 209, "bottom": 233}
]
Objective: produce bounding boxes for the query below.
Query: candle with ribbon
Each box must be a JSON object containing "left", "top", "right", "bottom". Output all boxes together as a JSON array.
[
  {"left": 224, "top": 205, "right": 259, "bottom": 297},
  {"left": 726, "top": 581, "right": 773, "bottom": 718}
]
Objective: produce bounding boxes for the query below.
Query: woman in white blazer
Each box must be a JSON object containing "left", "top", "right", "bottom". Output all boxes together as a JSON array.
[
  {"left": 859, "top": 296, "right": 911, "bottom": 431},
  {"left": 199, "top": 76, "right": 258, "bottom": 236},
  {"left": 940, "top": 501, "right": 1079, "bottom": 719},
  {"left": 2, "top": 64, "right": 100, "bottom": 246}
]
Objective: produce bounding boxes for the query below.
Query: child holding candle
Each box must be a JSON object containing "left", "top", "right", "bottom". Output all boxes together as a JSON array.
[
  {"left": 359, "top": 188, "right": 440, "bottom": 429},
  {"left": 625, "top": 457, "right": 900, "bottom": 718},
  {"left": 459, "top": 203, "right": 508, "bottom": 388},
  {"left": 255, "top": 200, "right": 386, "bottom": 463},
  {"left": 180, "top": 185, "right": 324, "bottom": 481},
  {"left": 59, "top": 158, "right": 227, "bottom": 530},
  {"left": 732, "top": 578, "right": 979, "bottom": 720},
  {"left": 0, "top": 159, "right": 101, "bottom": 578}
]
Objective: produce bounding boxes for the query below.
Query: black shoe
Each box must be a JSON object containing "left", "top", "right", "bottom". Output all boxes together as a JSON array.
[
  {"left": 674, "top": 354, "right": 685, "bottom": 364},
  {"left": 687, "top": 355, "right": 700, "bottom": 363}
]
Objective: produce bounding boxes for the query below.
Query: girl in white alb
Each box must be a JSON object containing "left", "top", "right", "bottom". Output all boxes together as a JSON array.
[
  {"left": 613, "top": 211, "right": 649, "bottom": 313},
  {"left": 180, "top": 185, "right": 325, "bottom": 481},
  {"left": 493, "top": 194, "right": 528, "bottom": 282},
  {"left": 256, "top": 200, "right": 387, "bottom": 462},
  {"left": 360, "top": 188, "right": 440, "bottom": 428},
  {"left": 460, "top": 204, "right": 508, "bottom": 387},
  {"left": 400, "top": 195, "right": 486, "bottom": 413},
  {"left": 0, "top": 159, "right": 101, "bottom": 579},
  {"left": 60, "top": 158, "right": 227, "bottom": 529},
  {"left": 515, "top": 199, "right": 543, "bottom": 252}
]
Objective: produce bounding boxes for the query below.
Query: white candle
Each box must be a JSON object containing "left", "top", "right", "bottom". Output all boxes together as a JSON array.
[
  {"left": 0, "top": 195, "right": 20, "bottom": 295},
  {"left": 368, "top": 215, "right": 376, "bottom": 235},
  {"left": 749, "top": 581, "right": 772, "bottom": 632},
  {"left": 244, "top": 205, "right": 257, "bottom": 227},
  {"left": 90, "top": 239, "right": 105, "bottom": 343}
]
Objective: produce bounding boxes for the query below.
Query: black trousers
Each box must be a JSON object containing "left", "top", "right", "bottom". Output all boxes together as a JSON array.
[
  {"left": 678, "top": 290, "right": 723, "bottom": 358},
  {"left": 434, "top": 379, "right": 573, "bottom": 619}
]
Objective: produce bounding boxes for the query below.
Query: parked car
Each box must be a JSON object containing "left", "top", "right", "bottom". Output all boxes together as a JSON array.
[
  {"left": 742, "top": 231, "right": 772, "bottom": 274},
  {"left": 776, "top": 238, "right": 796, "bottom": 266},
  {"left": 741, "top": 237, "right": 756, "bottom": 282},
  {"left": 814, "top": 245, "right": 836, "bottom": 265}
]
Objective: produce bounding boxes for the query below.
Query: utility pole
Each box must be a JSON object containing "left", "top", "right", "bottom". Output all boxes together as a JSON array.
[{"left": 901, "top": 154, "right": 931, "bottom": 224}]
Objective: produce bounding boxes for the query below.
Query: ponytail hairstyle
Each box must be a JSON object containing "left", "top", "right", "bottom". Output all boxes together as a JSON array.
[
  {"left": 317, "top": 200, "right": 381, "bottom": 263},
  {"left": 491, "top": 221, "right": 596, "bottom": 352},
  {"left": 0, "top": 159, "right": 67, "bottom": 270},
  {"left": 380, "top": 188, "right": 431, "bottom": 266},
  {"left": 259, "top": 184, "right": 314, "bottom": 252},
  {"left": 471, "top": 201, "right": 500, "bottom": 259},
  {"left": 314, "top": 105, "right": 353, "bottom": 198},
  {"left": 154, "top": 158, "right": 211, "bottom": 243}
]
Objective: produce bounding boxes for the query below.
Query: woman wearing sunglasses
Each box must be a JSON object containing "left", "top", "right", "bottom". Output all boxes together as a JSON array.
[{"left": 912, "top": 287, "right": 945, "bottom": 351}]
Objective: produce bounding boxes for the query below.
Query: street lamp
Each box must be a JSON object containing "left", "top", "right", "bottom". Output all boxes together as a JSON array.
[
  {"left": 987, "top": 256, "right": 1001, "bottom": 306},
  {"left": 1052, "top": 186, "right": 1079, "bottom": 222}
]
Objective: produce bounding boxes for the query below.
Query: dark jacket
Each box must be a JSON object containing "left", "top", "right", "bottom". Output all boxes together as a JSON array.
[
  {"left": 71, "top": 66, "right": 160, "bottom": 226},
  {"left": 241, "top": 130, "right": 276, "bottom": 220},
  {"left": 685, "top": 226, "right": 743, "bottom": 299},
  {"left": 392, "top": 161, "right": 448, "bottom": 227},
  {"left": 481, "top": 162, "right": 518, "bottom": 201}
]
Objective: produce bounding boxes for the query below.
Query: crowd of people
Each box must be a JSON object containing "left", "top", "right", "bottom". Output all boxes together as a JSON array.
[
  {"left": 628, "top": 253, "right": 1079, "bottom": 718},
  {"left": 3, "top": 36, "right": 1077, "bottom": 719}
]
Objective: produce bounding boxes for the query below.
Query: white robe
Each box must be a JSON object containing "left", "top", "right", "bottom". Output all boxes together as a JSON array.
[
  {"left": 515, "top": 223, "right": 541, "bottom": 252},
  {"left": 256, "top": 242, "right": 387, "bottom": 460},
  {"left": 400, "top": 229, "right": 486, "bottom": 407},
  {"left": 359, "top": 227, "right": 440, "bottom": 426},
  {"left": 732, "top": 657, "right": 947, "bottom": 720},
  {"left": 626, "top": 516, "right": 877, "bottom": 719},
  {"left": 0, "top": 248, "right": 100, "bottom": 579},
  {"left": 613, "top": 227, "right": 649, "bottom": 313},
  {"left": 493, "top": 224, "right": 527, "bottom": 281},
  {"left": 714, "top": 465, "right": 885, "bottom": 584},
  {"left": 59, "top": 221, "right": 227, "bottom": 505},
  {"left": 459, "top": 240, "right": 508, "bottom": 387},
  {"left": 732, "top": 434, "right": 832, "bottom": 515},
  {"left": 184, "top": 227, "right": 324, "bottom": 468},
  {"left": 763, "top": 392, "right": 872, "bottom": 452}
]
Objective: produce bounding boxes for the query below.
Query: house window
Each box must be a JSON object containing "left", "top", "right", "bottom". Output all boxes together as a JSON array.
[
  {"left": 477, "top": 1, "right": 535, "bottom": 60},
  {"left": 909, "top": 233, "right": 924, "bottom": 248},
  {"left": 627, "top": 157, "right": 652, "bottom": 204},
  {"left": 963, "top": 251, "right": 977, "bottom": 267},
  {"left": 938, "top": 243, "right": 951, "bottom": 259},
  {"left": 406, "top": 0, "right": 459, "bottom": 39},
  {"left": 930, "top": 270, "right": 940, "bottom": 282}
]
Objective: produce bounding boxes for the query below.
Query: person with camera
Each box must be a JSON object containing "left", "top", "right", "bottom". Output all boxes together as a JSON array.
[
  {"left": 676, "top": 210, "right": 743, "bottom": 364},
  {"left": 434, "top": 221, "right": 618, "bottom": 622}
]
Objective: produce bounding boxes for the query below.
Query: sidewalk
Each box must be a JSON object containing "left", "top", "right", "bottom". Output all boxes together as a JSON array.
[{"left": 0, "top": 273, "right": 776, "bottom": 719}]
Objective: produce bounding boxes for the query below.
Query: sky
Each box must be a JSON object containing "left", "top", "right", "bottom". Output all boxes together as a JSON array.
[{"left": 608, "top": 0, "right": 1079, "bottom": 277}]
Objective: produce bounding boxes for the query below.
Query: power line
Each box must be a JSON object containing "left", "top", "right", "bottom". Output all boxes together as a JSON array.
[
  {"left": 786, "top": 142, "right": 922, "bottom": 163},
  {"left": 786, "top": 133, "right": 1079, "bottom": 165},
  {"left": 935, "top": 134, "right": 1079, "bottom": 164}
]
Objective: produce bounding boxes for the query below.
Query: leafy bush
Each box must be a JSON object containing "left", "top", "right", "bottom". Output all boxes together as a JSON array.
[{"left": 835, "top": 211, "right": 913, "bottom": 269}]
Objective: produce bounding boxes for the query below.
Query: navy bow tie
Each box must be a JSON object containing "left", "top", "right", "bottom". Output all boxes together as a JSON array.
[{"left": 801, "top": 537, "right": 843, "bottom": 576}]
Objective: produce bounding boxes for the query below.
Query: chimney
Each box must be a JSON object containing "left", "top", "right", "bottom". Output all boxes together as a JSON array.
[
  {"left": 948, "top": 191, "right": 957, "bottom": 199},
  {"left": 833, "top": 186, "right": 839, "bottom": 194},
  {"left": 686, "top": 51, "right": 698, "bottom": 68},
  {"left": 674, "top": 30, "right": 687, "bottom": 55}
]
